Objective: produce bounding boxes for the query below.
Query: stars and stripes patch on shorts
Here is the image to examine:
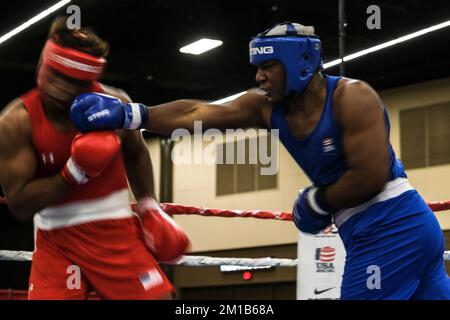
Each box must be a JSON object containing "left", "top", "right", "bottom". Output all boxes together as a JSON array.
[{"left": 139, "top": 268, "right": 163, "bottom": 291}]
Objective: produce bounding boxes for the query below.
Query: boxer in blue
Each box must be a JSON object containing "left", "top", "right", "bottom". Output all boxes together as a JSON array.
[{"left": 70, "top": 22, "right": 450, "bottom": 299}]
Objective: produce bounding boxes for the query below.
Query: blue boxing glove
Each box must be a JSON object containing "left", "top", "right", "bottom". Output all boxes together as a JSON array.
[
  {"left": 70, "top": 93, "right": 148, "bottom": 132},
  {"left": 292, "top": 186, "right": 337, "bottom": 235}
]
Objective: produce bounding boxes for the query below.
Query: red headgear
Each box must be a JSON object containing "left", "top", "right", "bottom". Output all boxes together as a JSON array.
[{"left": 40, "top": 39, "right": 107, "bottom": 81}]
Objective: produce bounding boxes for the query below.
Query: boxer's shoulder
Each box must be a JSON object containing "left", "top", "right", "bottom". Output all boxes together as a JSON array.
[
  {"left": 332, "top": 77, "right": 384, "bottom": 125},
  {"left": 0, "top": 98, "right": 32, "bottom": 146}
]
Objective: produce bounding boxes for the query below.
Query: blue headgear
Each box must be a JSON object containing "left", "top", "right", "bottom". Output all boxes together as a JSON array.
[{"left": 249, "top": 22, "right": 323, "bottom": 97}]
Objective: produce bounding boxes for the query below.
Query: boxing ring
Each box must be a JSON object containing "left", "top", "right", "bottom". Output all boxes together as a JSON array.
[{"left": 0, "top": 196, "right": 449, "bottom": 299}]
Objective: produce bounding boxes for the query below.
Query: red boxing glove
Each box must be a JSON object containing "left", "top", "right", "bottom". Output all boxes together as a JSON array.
[
  {"left": 61, "top": 131, "right": 121, "bottom": 187},
  {"left": 133, "top": 198, "right": 191, "bottom": 262}
]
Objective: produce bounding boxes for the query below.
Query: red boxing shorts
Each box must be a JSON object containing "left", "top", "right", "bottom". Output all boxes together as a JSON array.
[{"left": 28, "top": 216, "right": 174, "bottom": 300}]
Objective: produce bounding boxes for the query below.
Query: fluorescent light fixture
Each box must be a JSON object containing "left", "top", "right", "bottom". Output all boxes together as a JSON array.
[
  {"left": 213, "top": 19, "right": 450, "bottom": 100},
  {"left": 323, "top": 58, "right": 342, "bottom": 69},
  {"left": 212, "top": 91, "right": 247, "bottom": 104},
  {"left": 0, "top": 0, "right": 71, "bottom": 46},
  {"left": 179, "top": 38, "right": 223, "bottom": 55},
  {"left": 325, "top": 19, "right": 450, "bottom": 69}
]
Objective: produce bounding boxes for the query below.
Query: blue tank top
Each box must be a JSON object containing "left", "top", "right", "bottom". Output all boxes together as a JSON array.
[{"left": 270, "top": 74, "right": 406, "bottom": 186}]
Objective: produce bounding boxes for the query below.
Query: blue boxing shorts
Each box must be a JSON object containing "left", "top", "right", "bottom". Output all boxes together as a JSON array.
[{"left": 337, "top": 189, "right": 450, "bottom": 300}]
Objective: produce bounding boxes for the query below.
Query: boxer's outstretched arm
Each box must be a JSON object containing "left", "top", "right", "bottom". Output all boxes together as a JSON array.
[
  {"left": 71, "top": 90, "right": 272, "bottom": 133},
  {"left": 322, "top": 80, "right": 390, "bottom": 208},
  {"left": 147, "top": 91, "right": 269, "bottom": 135},
  {"left": 0, "top": 100, "right": 70, "bottom": 221}
]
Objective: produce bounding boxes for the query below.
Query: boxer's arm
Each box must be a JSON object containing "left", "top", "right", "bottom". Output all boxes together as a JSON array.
[
  {"left": 102, "top": 85, "right": 156, "bottom": 200},
  {"left": 322, "top": 80, "right": 390, "bottom": 208},
  {"left": 146, "top": 90, "right": 269, "bottom": 135},
  {"left": 71, "top": 90, "right": 271, "bottom": 133},
  {"left": 0, "top": 101, "right": 70, "bottom": 221},
  {"left": 121, "top": 130, "right": 156, "bottom": 199}
]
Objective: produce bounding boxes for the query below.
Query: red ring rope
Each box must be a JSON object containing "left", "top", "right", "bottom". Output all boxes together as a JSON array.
[{"left": 1, "top": 196, "right": 449, "bottom": 220}]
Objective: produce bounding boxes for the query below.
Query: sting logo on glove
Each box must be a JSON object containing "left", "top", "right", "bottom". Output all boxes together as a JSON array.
[{"left": 70, "top": 93, "right": 148, "bottom": 132}]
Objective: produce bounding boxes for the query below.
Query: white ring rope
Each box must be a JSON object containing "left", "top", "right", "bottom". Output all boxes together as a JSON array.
[
  {"left": 1, "top": 250, "right": 449, "bottom": 266},
  {"left": 0, "top": 250, "right": 297, "bottom": 267},
  {"left": 0, "top": 250, "right": 32, "bottom": 262},
  {"left": 167, "top": 255, "right": 299, "bottom": 267}
]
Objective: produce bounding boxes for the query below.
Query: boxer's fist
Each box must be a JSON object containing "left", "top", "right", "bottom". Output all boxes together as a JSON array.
[
  {"left": 61, "top": 131, "right": 121, "bottom": 187},
  {"left": 70, "top": 92, "right": 148, "bottom": 132},
  {"left": 133, "top": 198, "right": 190, "bottom": 262},
  {"left": 292, "top": 186, "right": 336, "bottom": 234}
]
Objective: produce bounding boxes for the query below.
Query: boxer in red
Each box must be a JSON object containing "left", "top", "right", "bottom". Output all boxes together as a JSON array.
[{"left": 0, "top": 16, "right": 189, "bottom": 299}]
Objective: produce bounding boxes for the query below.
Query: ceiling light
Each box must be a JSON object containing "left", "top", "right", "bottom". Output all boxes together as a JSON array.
[
  {"left": 179, "top": 38, "right": 223, "bottom": 55},
  {"left": 323, "top": 58, "right": 343, "bottom": 69},
  {"left": 0, "top": 0, "right": 71, "bottom": 46},
  {"left": 212, "top": 91, "right": 247, "bottom": 104},
  {"left": 325, "top": 19, "right": 450, "bottom": 68},
  {"left": 214, "top": 19, "right": 450, "bottom": 100}
]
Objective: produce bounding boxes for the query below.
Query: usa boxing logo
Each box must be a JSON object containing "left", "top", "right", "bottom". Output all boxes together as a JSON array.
[{"left": 315, "top": 246, "right": 336, "bottom": 272}]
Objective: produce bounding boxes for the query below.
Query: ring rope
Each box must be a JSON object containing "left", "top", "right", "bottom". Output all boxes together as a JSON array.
[
  {"left": 2, "top": 197, "right": 450, "bottom": 221},
  {"left": 0, "top": 250, "right": 299, "bottom": 267},
  {"left": 0, "top": 250, "right": 32, "bottom": 262},
  {"left": 0, "top": 250, "right": 448, "bottom": 264},
  {"left": 160, "top": 203, "right": 294, "bottom": 221},
  {"left": 1, "top": 197, "right": 450, "bottom": 265},
  {"left": 168, "top": 255, "right": 299, "bottom": 267},
  {"left": 161, "top": 201, "right": 450, "bottom": 220}
]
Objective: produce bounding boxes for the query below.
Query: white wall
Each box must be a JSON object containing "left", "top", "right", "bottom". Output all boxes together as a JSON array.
[
  {"left": 170, "top": 131, "right": 304, "bottom": 252},
  {"left": 381, "top": 77, "right": 450, "bottom": 230}
]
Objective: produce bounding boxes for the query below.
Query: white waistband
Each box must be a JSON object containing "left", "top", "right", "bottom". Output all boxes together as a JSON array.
[
  {"left": 36, "top": 189, "right": 134, "bottom": 230},
  {"left": 334, "top": 177, "right": 414, "bottom": 228}
]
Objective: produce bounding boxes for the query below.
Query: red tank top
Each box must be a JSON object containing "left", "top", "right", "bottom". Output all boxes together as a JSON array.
[{"left": 20, "top": 83, "right": 128, "bottom": 205}]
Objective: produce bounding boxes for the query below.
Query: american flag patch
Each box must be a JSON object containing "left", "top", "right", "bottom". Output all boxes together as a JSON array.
[
  {"left": 139, "top": 268, "right": 163, "bottom": 291},
  {"left": 322, "top": 138, "right": 336, "bottom": 152}
]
